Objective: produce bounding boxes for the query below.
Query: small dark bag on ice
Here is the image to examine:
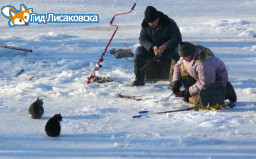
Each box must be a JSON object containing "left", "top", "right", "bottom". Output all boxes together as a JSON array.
[{"left": 199, "top": 83, "right": 225, "bottom": 107}]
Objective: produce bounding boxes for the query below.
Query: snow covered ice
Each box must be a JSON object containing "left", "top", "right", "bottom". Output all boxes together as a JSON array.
[{"left": 0, "top": 0, "right": 256, "bottom": 158}]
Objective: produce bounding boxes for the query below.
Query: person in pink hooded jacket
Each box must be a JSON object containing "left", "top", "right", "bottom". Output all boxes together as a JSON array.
[{"left": 172, "top": 42, "right": 237, "bottom": 106}]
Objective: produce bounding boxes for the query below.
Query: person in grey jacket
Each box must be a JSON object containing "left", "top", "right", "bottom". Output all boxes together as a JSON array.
[
  {"left": 132, "top": 6, "right": 182, "bottom": 86},
  {"left": 172, "top": 42, "right": 237, "bottom": 105}
]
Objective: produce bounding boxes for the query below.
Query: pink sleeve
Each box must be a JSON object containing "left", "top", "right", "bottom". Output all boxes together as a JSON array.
[{"left": 172, "top": 58, "right": 183, "bottom": 82}]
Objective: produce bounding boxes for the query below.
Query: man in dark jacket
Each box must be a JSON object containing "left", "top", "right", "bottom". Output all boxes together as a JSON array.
[{"left": 132, "top": 6, "right": 182, "bottom": 86}]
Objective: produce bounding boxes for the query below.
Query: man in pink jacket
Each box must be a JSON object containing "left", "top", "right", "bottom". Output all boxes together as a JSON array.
[{"left": 172, "top": 42, "right": 237, "bottom": 106}]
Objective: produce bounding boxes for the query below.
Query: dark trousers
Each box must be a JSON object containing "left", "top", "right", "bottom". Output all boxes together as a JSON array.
[
  {"left": 134, "top": 46, "right": 179, "bottom": 62},
  {"left": 134, "top": 46, "right": 179, "bottom": 83}
]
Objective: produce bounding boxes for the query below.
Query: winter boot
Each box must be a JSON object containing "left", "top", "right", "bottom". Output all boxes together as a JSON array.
[
  {"left": 225, "top": 81, "right": 237, "bottom": 107},
  {"left": 132, "top": 60, "right": 145, "bottom": 86}
]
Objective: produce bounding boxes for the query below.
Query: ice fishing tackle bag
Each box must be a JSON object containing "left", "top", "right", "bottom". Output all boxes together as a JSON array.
[{"left": 199, "top": 83, "right": 226, "bottom": 107}]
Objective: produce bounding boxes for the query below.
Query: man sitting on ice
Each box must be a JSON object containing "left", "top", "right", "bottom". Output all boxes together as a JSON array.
[{"left": 132, "top": 6, "right": 182, "bottom": 86}]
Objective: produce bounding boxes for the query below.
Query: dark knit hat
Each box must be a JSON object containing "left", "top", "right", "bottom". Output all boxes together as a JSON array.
[
  {"left": 144, "top": 6, "right": 159, "bottom": 23},
  {"left": 178, "top": 42, "right": 196, "bottom": 57}
]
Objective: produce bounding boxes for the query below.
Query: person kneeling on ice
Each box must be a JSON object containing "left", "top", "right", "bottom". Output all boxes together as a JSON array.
[
  {"left": 172, "top": 42, "right": 237, "bottom": 107},
  {"left": 132, "top": 6, "right": 182, "bottom": 86}
]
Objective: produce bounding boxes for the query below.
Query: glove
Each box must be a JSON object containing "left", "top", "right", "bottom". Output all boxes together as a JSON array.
[
  {"left": 172, "top": 80, "right": 182, "bottom": 94},
  {"left": 176, "top": 89, "right": 190, "bottom": 98}
]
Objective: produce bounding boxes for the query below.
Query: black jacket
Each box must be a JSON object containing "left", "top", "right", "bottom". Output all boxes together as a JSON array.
[{"left": 139, "top": 12, "right": 182, "bottom": 53}]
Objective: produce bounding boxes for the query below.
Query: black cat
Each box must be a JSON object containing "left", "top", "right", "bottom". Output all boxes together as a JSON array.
[
  {"left": 29, "top": 98, "right": 44, "bottom": 119},
  {"left": 45, "top": 114, "right": 62, "bottom": 137}
]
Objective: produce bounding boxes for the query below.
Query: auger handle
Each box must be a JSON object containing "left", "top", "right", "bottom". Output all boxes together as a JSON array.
[
  {"left": 131, "top": 3, "right": 136, "bottom": 10},
  {"left": 110, "top": 17, "right": 115, "bottom": 25},
  {"left": 110, "top": 3, "right": 136, "bottom": 25}
]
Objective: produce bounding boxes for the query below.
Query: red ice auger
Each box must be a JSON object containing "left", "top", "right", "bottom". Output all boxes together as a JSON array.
[{"left": 87, "top": 3, "right": 136, "bottom": 84}]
